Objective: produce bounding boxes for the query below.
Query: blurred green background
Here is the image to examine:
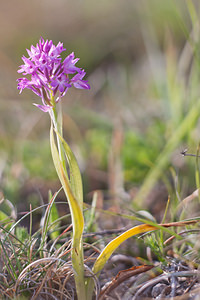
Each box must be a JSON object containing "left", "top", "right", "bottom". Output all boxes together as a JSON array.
[{"left": 0, "top": 0, "right": 200, "bottom": 221}]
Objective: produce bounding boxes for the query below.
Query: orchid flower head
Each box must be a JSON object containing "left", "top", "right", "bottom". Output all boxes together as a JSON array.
[{"left": 17, "top": 37, "right": 90, "bottom": 111}]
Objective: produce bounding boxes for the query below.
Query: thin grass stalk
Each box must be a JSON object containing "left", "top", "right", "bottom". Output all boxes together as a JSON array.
[
  {"left": 195, "top": 145, "right": 200, "bottom": 204},
  {"left": 27, "top": 204, "right": 33, "bottom": 264},
  {"left": 160, "top": 196, "right": 170, "bottom": 250}
]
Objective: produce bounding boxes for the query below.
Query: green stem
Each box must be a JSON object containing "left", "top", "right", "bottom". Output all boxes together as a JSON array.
[
  {"left": 71, "top": 237, "right": 86, "bottom": 300},
  {"left": 49, "top": 100, "right": 86, "bottom": 300},
  {"left": 51, "top": 102, "right": 66, "bottom": 171}
]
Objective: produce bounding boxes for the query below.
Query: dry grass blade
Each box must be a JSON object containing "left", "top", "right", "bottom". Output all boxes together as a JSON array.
[
  {"left": 14, "top": 257, "right": 73, "bottom": 298},
  {"left": 160, "top": 220, "right": 198, "bottom": 227},
  {"left": 99, "top": 265, "right": 154, "bottom": 300},
  {"left": 32, "top": 267, "right": 51, "bottom": 300},
  {"left": 178, "top": 188, "right": 200, "bottom": 208}
]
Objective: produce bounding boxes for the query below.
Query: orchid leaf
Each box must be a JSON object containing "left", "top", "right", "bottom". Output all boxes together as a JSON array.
[
  {"left": 55, "top": 130, "right": 83, "bottom": 208},
  {"left": 86, "top": 223, "right": 156, "bottom": 298},
  {"left": 50, "top": 124, "right": 84, "bottom": 239},
  {"left": 51, "top": 124, "right": 86, "bottom": 300},
  {"left": 92, "top": 224, "right": 156, "bottom": 276},
  {"left": 91, "top": 219, "right": 196, "bottom": 279}
]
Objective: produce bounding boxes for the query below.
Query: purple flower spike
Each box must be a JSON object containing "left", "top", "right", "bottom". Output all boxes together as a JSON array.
[{"left": 17, "top": 37, "right": 90, "bottom": 112}]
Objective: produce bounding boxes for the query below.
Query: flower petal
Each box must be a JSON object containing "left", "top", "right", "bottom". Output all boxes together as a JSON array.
[{"left": 33, "top": 103, "right": 51, "bottom": 112}]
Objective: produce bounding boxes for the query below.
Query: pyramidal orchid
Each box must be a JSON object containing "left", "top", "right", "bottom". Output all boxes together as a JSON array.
[
  {"left": 17, "top": 37, "right": 90, "bottom": 300},
  {"left": 17, "top": 37, "right": 90, "bottom": 112}
]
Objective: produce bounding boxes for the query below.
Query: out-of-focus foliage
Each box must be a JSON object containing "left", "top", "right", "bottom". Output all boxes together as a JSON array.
[{"left": 0, "top": 0, "right": 200, "bottom": 212}]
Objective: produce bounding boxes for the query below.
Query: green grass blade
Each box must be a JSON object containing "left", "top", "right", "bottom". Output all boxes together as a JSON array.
[{"left": 0, "top": 237, "right": 18, "bottom": 280}]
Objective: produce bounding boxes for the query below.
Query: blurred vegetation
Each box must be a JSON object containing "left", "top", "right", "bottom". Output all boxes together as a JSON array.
[{"left": 0, "top": 0, "right": 200, "bottom": 222}]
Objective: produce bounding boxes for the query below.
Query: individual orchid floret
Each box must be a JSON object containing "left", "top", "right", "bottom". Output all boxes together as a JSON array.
[
  {"left": 71, "top": 70, "right": 90, "bottom": 89},
  {"left": 17, "top": 37, "right": 90, "bottom": 112},
  {"left": 18, "top": 56, "right": 37, "bottom": 75},
  {"left": 63, "top": 52, "right": 81, "bottom": 74},
  {"left": 51, "top": 74, "right": 71, "bottom": 93}
]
